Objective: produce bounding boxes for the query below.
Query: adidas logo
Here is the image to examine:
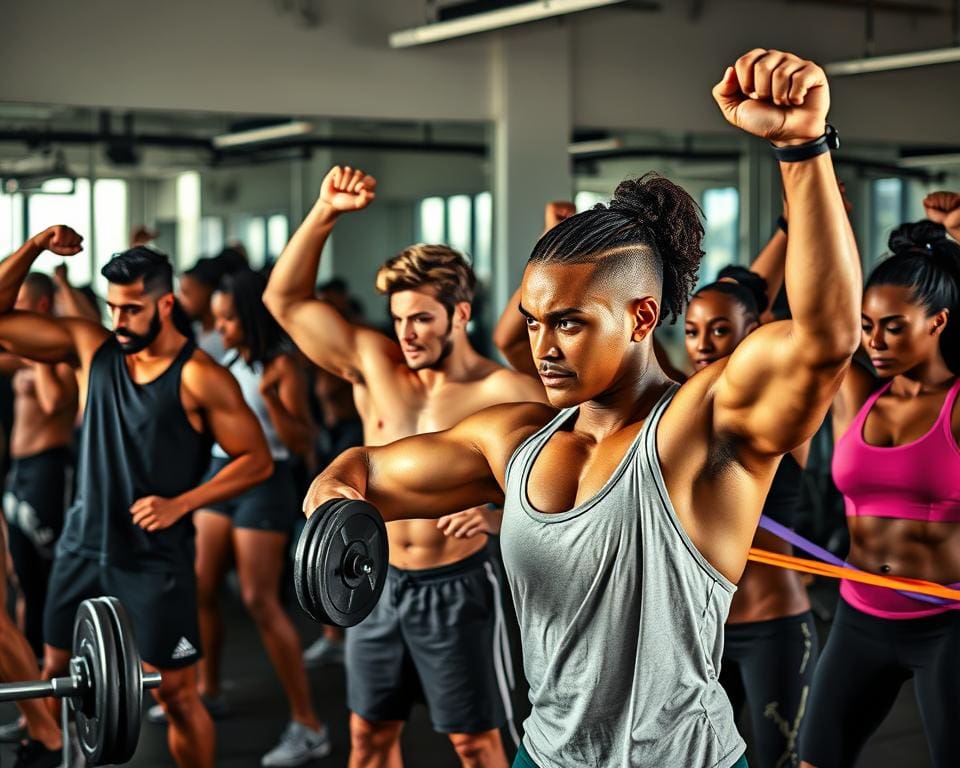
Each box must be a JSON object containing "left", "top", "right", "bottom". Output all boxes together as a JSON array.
[{"left": 171, "top": 637, "right": 197, "bottom": 660}]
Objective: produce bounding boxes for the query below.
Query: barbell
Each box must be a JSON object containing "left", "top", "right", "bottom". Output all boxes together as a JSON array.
[
  {"left": 294, "top": 498, "right": 389, "bottom": 627},
  {"left": 0, "top": 596, "right": 160, "bottom": 765}
]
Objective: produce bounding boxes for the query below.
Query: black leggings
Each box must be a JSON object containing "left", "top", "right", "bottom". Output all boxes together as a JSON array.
[
  {"left": 800, "top": 599, "right": 960, "bottom": 768},
  {"left": 720, "top": 611, "right": 819, "bottom": 768}
]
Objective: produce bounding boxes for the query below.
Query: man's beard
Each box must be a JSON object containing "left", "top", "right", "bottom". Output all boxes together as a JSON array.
[
  {"left": 407, "top": 315, "right": 455, "bottom": 371},
  {"left": 418, "top": 335, "right": 454, "bottom": 371},
  {"left": 115, "top": 310, "right": 161, "bottom": 353}
]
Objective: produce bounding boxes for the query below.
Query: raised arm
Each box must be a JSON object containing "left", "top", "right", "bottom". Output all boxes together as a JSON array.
[
  {"left": 924, "top": 191, "right": 960, "bottom": 242},
  {"left": 303, "top": 402, "right": 552, "bottom": 522},
  {"left": 0, "top": 228, "right": 109, "bottom": 366},
  {"left": 264, "top": 166, "right": 393, "bottom": 379},
  {"left": 53, "top": 263, "right": 102, "bottom": 323},
  {"left": 260, "top": 353, "right": 316, "bottom": 457},
  {"left": 493, "top": 284, "right": 538, "bottom": 376},
  {"left": 748, "top": 183, "right": 852, "bottom": 313},
  {"left": 711, "top": 50, "right": 861, "bottom": 458},
  {"left": 130, "top": 358, "right": 274, "bottom": 532},
  {"left": 494, "top": 201, "right": 575, "bottom": 376}
]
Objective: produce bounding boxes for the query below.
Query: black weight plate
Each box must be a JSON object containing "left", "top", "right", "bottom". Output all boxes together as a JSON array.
[
  {"left": 70, "top": 598, "right": 120, "bottom": 766},
  {"left": 315, "top": 500, "right": 388, "bottom": 627},
  {"left": 99, "top": 597, "right": 144, "bottom": 764},
  {"left": 294, "top": 500, "right": 344, "bottom": 623},
  {"left": 305, "top": 500, "right": 350, "bottom": 622}
]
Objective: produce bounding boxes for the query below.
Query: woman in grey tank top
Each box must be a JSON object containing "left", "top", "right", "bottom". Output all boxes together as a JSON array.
[{"left": 301, "top": 49, "right": 861, "bottom": 768}]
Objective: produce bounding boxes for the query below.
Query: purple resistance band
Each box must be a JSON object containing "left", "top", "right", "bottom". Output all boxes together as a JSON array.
[{"left": 758, "top": 515, "right": 956, "bottom": 607}]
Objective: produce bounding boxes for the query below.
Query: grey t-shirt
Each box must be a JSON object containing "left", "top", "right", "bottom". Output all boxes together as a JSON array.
[{"left": 501, "top": 384, "right": 745, "bottom": 767}]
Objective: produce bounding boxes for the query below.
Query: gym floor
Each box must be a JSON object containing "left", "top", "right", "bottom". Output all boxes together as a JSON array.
[{"left": 1, "top": 576, "right": 933, "bottom": 767}]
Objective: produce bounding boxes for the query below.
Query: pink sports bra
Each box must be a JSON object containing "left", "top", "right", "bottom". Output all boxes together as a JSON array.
[{"left": 832, "top": 378, "right": 960, "bottom": 525}]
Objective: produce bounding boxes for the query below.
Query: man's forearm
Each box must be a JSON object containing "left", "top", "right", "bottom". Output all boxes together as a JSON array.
[
  {"left": 176, "top": 451, "right": 274, "bottom": 514},
  {"left": 0, "top": 239, "right": 42, "bottom": 314},
  {"left": 305, "top": 447, "right": 372, "bottom": 513},
  {"left": 782, "top": 154, "right": 861, "bottom": 361}
]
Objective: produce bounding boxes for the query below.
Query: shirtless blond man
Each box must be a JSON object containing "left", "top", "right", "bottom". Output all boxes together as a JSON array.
[{"left": 265, "top": 167, "right": 545, "bottom": 768}]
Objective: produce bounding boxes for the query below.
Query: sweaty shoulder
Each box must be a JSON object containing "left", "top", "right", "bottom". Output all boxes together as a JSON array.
[
  {"left": 181, "top": 347, "right": 241, "bottom": 406},
  {"left": 480, "top": 363, "right": 546, "bottom": 404},
  {"left": 460, "top": 400, "right": 557, "bottom": 480}
]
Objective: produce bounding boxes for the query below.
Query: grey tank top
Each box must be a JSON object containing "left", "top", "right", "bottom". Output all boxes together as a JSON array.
[
  {"left": 501, "top": 384, "right": 745, "bottom": 767},
  {"left": 211, "top": 354, "right": 289, "bottom": 460}
]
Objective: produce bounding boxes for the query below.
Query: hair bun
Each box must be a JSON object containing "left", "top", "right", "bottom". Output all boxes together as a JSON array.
[
  {"left": 889, "top": 220, "right": 948, "bottom": 255},
  {"left": 610, "top": 174, "right": 677, "bottom": 226},
  {"left": 715, "top": 265, "right": 770, "bottom": 314}
]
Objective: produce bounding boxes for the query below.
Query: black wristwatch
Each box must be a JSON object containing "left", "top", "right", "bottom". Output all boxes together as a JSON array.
[{"left": 772, "top": 124, "right": 839, "bottom": 163}]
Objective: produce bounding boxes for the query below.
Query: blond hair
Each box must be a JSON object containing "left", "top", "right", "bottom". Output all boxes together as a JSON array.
[{"left": 375, "top": 244, "right": 476, "bottom": 312}]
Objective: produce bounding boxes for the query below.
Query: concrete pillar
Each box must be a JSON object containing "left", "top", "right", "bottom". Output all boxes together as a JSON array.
[{"left": 490, "top": 23, "right": 574, "bottom": 322}]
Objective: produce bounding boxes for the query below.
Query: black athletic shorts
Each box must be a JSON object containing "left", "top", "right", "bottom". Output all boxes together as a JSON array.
[
  {"left": 202, "top": 457, "right": 300, "bottom": 533},
  {"left": 44, "top": 551, "right": 201, "bottom": 669},
  {"left": 346, "top": 548, "right": 515, "bottom": 735},
  {"left": 720, "top": 611, "right": 819, "bottom": 768},
  {"left": 4, "top": 446, "right": 72, "bottom": 654},
  {"left": 3, "top": 446, "right": 71, "bottom": 558},
  {"left": 800, "top": 599, "right": 960, "bottom": 768}
]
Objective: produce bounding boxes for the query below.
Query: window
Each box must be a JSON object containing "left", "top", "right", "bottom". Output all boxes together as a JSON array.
[
  {"left": 575, "top": 191, "right": 606, "bottom": 211},
  {"left": 176, "top": 172, "right": 201, "bottom": 273},
  {"left": 0, "top": 190, "right": 25, "bottom": 258},
  {"left": 200, "top": 216, "right": 224, "bottom": 257},
  {"left": 700, "top": 187, "right": 739, "bottom": 283},
  {"left": 418, "top": 197, "right": 446, "bottom": 244},
  {"left": 28, "top": 179, "right": 93, "bottom": 286},
  {"left": 267, "top": 214, "right": 289, "bottom": 261},
  {"left": 447, "top": 195, "right": 472, "bottom": 256},
  {"left": 870, "top": 178, "right": 905, "bottom": 267},
  {"left": 473, "top": 192, "right": 492, "bottom": 280},
  {"left": 414, "top": 193, "right": 494, "bottom": 279}
]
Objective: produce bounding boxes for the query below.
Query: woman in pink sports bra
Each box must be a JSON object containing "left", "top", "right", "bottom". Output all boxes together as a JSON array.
[{"left": 800, "top": 216, "right": 960, "bottom": 768}]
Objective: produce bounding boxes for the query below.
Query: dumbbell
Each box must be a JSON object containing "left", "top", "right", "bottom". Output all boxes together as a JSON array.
[
  {"left": 0, "top": 596, "right": 160, "bottom": 765},
  {"left": 294, "top": 498, "right": 389, "bottom": 627}
]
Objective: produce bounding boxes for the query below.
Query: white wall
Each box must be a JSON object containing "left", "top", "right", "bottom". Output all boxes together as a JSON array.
[
  {"left": 3, "top": 0, "right": 958, "bottom": 143},
  {"left": 572, "top": 1, "right": 959, "bottom": 144}
]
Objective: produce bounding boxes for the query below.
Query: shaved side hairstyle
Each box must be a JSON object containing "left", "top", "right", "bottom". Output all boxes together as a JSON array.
[{"left": 529, "top": 173, "right": 705, "bottom": 325}]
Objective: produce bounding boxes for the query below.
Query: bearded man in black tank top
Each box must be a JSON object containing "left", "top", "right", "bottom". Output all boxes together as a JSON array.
[{"left": 0, "top": 230, "right": 274, "bottom": 768}]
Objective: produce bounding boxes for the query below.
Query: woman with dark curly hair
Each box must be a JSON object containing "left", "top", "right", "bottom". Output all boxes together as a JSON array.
[{"left": 800, "top": 218, "right": 960, "bottom": 768}]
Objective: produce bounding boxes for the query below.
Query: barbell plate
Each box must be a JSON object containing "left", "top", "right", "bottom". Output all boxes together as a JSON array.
[
  {"left": 98, "top": 597, "right": 144, "bottom": 764},
  {"left": 305, "top": 500, "right": 349, "bottom": 621},
  {"left": 294, "top": 499, "right": 388, "bottom": 627},
  {"left": 315, "top": 500, "right": 388, "bottom": 627},
  {"left": 70, "top": 598, "right": 120, "bottom": 766},
  {"left": 294, "top": 500, "right": 341, "bottom": 623}
]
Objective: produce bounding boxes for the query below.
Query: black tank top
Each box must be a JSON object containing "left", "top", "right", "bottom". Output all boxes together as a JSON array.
[
  {"left": 57, "top": 338, "right": 211, "bottom": 571},
  {"left": 762, "top": 452, "right": 803, "bottom": 527}
]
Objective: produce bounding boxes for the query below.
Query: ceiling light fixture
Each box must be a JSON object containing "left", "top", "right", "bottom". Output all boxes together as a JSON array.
[
  {"left": 825, "top": 46, "right": 960, "bottom": 76},
  {"left": 212, "top": 121, "right": 314, "bottom": 149},
  {"left": 390, "top": 0, "right": 645, "bottom": 48}
]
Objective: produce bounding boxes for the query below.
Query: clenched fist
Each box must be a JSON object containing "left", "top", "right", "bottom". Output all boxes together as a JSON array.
[
  {"left": 31, "top": 225, "right": 83, "bottom": 256},
  {"left": 923, "top": 191, "right": 960, "bottom": 240},
  {"left": 318, "top": 166, "right": 377, "bottom": 216},
  {"left": 713, "top": 49, "right": 829, "bottom": 147}
]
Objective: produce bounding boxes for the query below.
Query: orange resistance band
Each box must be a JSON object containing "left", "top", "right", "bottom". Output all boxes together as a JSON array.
[{"left": 748, "top": 548, "right": 960, "bottom": 602}]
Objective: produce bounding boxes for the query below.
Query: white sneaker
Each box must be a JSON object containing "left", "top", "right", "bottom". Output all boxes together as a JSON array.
[
  {"left": 261, "top": 722, "right": 332, "bottom": 767},
  {"left": 302, "top": 637, "right": 344, "bottom": 668}
]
